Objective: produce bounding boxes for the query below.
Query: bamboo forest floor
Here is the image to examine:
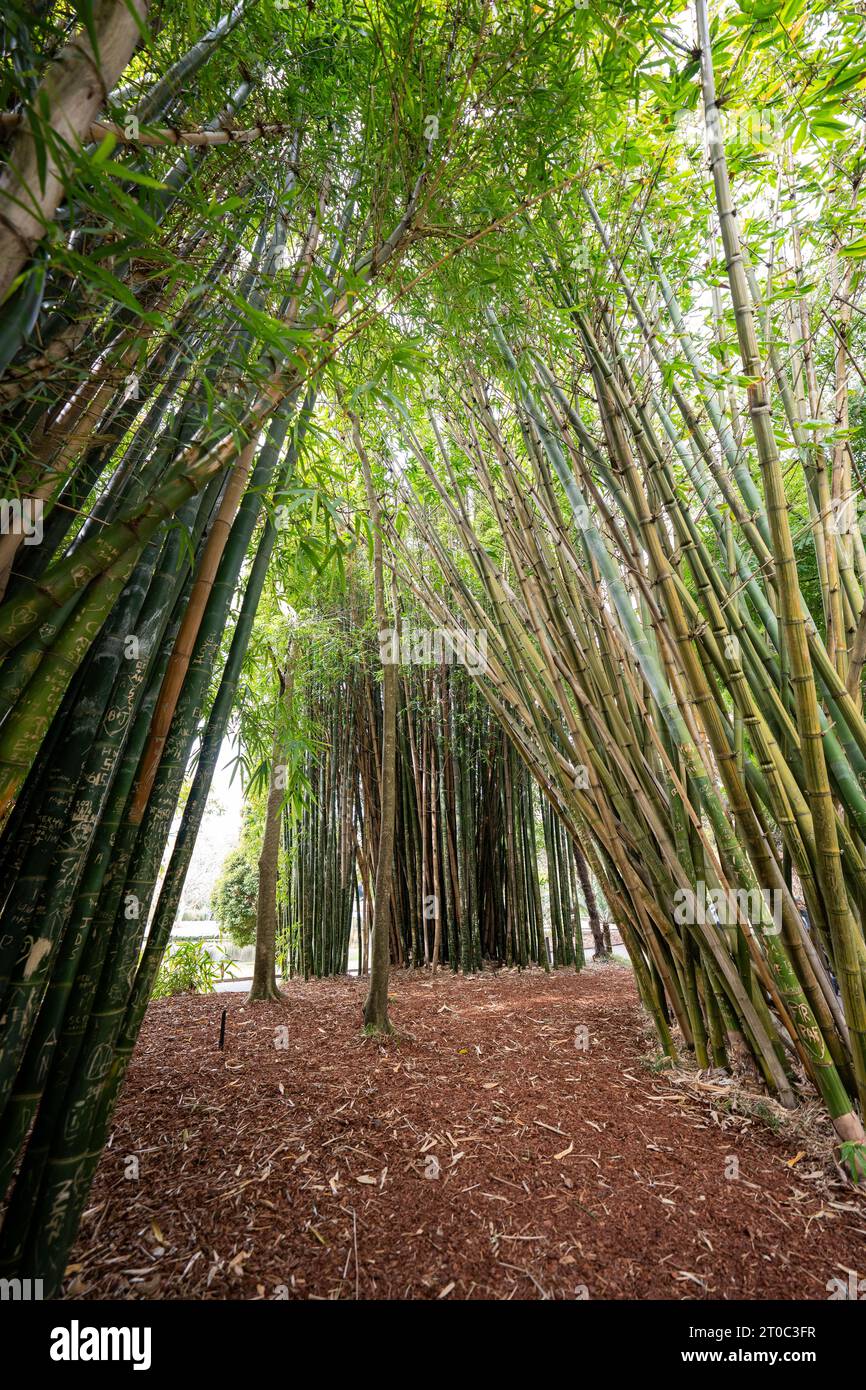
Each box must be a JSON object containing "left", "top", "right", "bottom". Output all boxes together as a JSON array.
[{"left": 66, "top": 966, "right": 865, "bottom": 1301}]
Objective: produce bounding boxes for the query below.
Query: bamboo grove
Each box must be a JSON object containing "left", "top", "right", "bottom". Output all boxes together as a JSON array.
[
  {"left": 262, "top": 615, "right": 597, "bottom": 979},
  {"left": 1, "top": 0, "right": 866, "bottom": 1294}
]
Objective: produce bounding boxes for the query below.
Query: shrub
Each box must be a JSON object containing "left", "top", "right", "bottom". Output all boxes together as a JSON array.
[
  {"left": 212, "top": 847, "right": 259, "bottom": 949},
  {"left": 151, "top": 940, "right": 229, "bottom": 999}
]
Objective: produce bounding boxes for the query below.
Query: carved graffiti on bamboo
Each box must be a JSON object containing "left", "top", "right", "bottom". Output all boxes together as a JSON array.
[
  {"left": 84, "top": 1042, "right": 114, "bottom": 1085},
  {"left": 36, "top": 1029, "right": 58, "bottom": 1084},
  {"left": 43, "top": 1177, "right": 75, "bottom": 1244}
]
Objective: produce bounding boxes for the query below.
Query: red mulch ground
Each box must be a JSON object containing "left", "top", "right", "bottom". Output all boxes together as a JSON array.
[{"left": 66, "top": 965, "right": 866, "bottom": 1300}]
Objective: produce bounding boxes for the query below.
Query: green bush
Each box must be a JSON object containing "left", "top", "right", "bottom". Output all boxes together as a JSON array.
[
  {"left": 151, "top": 940, "right": 232, "bottom": 999},
  {"left": 212, "top": 847, "right": 259, "bottom": 948}
]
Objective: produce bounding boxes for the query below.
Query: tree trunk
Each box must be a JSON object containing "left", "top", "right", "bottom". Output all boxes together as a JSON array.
[
  {"left": 249, "top": 652, "right": 294, "bottom": 1003},
  {"left": 350, "top": 413, "right": 395, "bottom": 1032}
]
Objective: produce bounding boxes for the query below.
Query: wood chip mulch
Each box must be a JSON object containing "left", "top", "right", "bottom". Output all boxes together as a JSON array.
[{"left": 66, "top": 965, "right": 866, "bottom": 1300}]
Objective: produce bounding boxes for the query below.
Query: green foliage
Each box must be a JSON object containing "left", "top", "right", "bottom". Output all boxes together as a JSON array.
[
  {"left": 838, "top": 1141, "right": 866, "bottom": 1185},
  {"left": 151, "top": 940, "right": 234, "bottom": 998},
  {"left": 211, "top": 847, "right": 259, "bottom": 949}
]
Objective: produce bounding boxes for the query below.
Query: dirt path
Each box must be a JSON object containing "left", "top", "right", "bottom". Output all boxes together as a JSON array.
[{"left": 68, "top": 965, "right": 865, "bottom": 1300}]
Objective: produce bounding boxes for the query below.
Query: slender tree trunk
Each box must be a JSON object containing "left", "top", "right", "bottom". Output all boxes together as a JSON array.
[
  {"left": 573, "top": 840, "right": 606, "bottom": 961},
  {"left": 249, "top": 650, "right": 294, "bottom": 1003},
  {"left": 350, "top": 414, "right": 394, "bottom": 1032}
]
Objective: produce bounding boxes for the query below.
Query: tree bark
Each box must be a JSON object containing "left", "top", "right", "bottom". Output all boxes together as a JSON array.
[
  {"left": 351, "top": 413, "right": 394, "bottom": 1032},
  {"left": 249, "top": 650, "right": 294, "bottom": 1003}
]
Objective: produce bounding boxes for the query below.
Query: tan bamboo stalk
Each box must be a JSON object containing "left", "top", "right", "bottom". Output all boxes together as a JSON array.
[
  {"left": 453, "top": 353, "right": 845, "bottom": 1078},
  {"left": 830, "top": 246, "right": 855, "bottom": 580},
  {"left": 394, "top": 481, "right": 791, "bottom": 1092},
  {"left": 695, "top": 0, "right": 866, "bottom": 1129},
  {"left": 0, "top": 112, "right": 299, "bottom": 151},
  {"left": 389, "top": 400, "right": 795, "bottom": 1095},
  {"left": 593, "top": 229, "right": 863, "bottom": 1063},
  {"left": 848, "top": 605, "right": 866, "bottom": 707},
  {"left": 127, "top": 436, "right": 256, "bottom": 823},
  {"left": 0, "top": 0, "right": 148, "bottom": 301},
  {"left": 0, "top": 304, "right": 171, "bottom": 600},
  {"left": 584, "top": 333, "right": 851, "bottom": 1081}
]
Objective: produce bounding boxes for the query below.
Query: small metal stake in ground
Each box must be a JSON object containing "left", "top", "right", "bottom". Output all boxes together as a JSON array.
[{"left": 218, "top": 1007, "right": 227, "bottom": 1051}]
